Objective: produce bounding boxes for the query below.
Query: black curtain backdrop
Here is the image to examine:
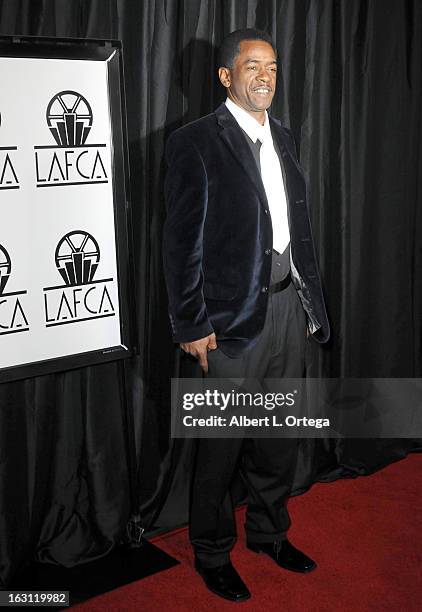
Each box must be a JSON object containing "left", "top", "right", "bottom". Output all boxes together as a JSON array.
[{"left": 0, "top": 0, "right": 421, "bottom": 586}]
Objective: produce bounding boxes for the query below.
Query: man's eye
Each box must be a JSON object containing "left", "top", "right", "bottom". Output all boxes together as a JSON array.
[{"left": 247, "top": 65, "right": 257, "bottom": 70}]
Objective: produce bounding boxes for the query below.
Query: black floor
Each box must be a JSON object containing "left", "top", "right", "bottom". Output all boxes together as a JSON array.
[{"left": 5, "top": 540, "right": 179, "bottom": 609}]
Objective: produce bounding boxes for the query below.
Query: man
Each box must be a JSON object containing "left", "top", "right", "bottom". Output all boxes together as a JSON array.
[{"left": 163, "top": 29, "right": 330, "bottom": 602}]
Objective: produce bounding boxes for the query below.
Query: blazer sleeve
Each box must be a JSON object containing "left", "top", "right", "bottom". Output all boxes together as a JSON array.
[{"left": 162, "top": 130, "right": 214, "bottom": 343}]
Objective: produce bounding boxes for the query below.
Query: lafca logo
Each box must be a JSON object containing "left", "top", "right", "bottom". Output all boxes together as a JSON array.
[
  {"left": 34, "top": 91, "right": 108, "bottom": 188},
  {"left": 47, "top": 91, "right": 93, "bottom": 146},
  {"left": 43, "top": 230, "right": 116, "bottom": 327},
  {"left": 0, "top": 112, "right": 20, "bottom": 191},
  {"left": 0, "top": 243, "right": 29, "bottom": 335}
]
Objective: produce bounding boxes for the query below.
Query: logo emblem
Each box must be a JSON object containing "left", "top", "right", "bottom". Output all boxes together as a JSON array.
[
  {"left": 0, "top": 243, "right": 29, "bottom": 334},
  {"left": 43, "top": 230, "right": 115, "bottom": 327},
  {"left": 46, "top": 91, "right": 93, "bottom": 147},
  {"left": 0, "top": 112, "right": 20, "bottom": 191},
  {"left": 34, "top": 92, "right": 107, "bottom": 188},
  {"left": 0, "top": 243, "right": 11, "bottom": 294},
  {"left": 55, "top": 230, "right": 100, "bottom": 286}
]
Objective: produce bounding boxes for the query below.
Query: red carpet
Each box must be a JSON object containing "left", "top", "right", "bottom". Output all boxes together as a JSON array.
[{"left": 73, "top": 454, "right": 422, "bottom": 611}]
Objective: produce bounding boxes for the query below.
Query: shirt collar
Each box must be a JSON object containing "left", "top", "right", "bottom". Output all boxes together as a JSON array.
[{"left": 225, "top": 97, "right": 271, "bottom": 143}]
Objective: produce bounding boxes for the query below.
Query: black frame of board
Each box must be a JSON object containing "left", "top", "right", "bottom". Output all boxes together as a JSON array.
[{"left": 0, "top": 35, "right": 136, "bottom": 382}]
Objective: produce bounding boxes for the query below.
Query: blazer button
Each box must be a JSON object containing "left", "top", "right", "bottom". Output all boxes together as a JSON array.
[
  {"left": 261, "top": 286, "right": 268, "bottom": 293},
  {"left": 264, "top": 209, "right": 269, "bottom": 214},
  {"left": 264, "top": 249, "right": 271, "bottom": 255}
]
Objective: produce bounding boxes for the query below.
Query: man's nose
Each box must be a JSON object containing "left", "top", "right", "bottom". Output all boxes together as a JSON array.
[{"left": 257, "top": 69, "right": 271, "bottom": 81}]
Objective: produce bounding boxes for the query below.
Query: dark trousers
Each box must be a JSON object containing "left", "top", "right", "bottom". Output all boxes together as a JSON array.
[{"left": 190, "top": 280, "right": 307, "bottom": 568}]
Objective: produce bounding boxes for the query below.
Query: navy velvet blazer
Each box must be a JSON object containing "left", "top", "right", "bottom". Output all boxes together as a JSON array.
[{"left": 163, "top": 103, "right": 330, "bottom": 358}]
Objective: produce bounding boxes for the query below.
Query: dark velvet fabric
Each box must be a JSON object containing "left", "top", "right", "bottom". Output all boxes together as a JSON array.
[
  {"left": 0, "top": 0, "right": 421, "bottom": 586},
  {"left": 163, "top": 103, "right": 330, "bottom": 355}
]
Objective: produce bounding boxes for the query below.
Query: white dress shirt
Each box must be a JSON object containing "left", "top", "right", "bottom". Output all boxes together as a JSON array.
[{"left": 225, "top": 97, "right": 290, "bottom": 254}]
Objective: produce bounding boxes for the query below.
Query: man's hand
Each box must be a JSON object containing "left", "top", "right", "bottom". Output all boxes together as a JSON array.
[{"left": 180, "top": 332, "right": 217, "bottom": 373}]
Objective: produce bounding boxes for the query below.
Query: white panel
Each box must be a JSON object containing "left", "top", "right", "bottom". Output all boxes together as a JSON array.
[{"left": 0, "top": 56, "right": 123, "bottom": 369}]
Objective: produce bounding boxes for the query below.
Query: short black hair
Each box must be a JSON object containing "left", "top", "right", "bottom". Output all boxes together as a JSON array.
[{"left": 218, "top": 28, "right": 276, "bottom": 69}]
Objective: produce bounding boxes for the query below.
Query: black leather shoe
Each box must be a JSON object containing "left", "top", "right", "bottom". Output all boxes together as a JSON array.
[
  {"left": 247, "top": 539, "right": 317, "bottom": 573},
  {"left": 195, "top": 559, "right": 251, "bottom": 602}
]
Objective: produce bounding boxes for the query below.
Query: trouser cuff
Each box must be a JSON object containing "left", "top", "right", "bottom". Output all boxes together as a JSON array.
[
  {"left": 194, "top": 552, "right": 231, "bottom": 569},
  {"left": 246, "top": 531, "right": 288, "bottom": 545}
]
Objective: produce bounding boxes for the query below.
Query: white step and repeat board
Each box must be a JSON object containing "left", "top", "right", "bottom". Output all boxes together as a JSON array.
[{"left": 0, "top": 40, "right": 132, "bottom": 381}]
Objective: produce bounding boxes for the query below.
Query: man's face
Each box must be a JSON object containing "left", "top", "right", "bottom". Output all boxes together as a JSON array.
[{"left": 219, "top": 39, "right": 277, "bottom": 119}]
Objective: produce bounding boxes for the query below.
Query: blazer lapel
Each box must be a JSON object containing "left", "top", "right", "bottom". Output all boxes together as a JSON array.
[
  {"left": 215, "top": 103, "right": 268, "bottom": 208},
  {"left": 269, "top": 116, "right": 303, "bottom": 178},
  {"left": 269, "top": 117, "right": 305, "bottom": 220}
]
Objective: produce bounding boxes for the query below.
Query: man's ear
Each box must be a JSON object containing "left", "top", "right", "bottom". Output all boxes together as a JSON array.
[{"left": 218, "top": 66, "right": 231, "bottom": 88}]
